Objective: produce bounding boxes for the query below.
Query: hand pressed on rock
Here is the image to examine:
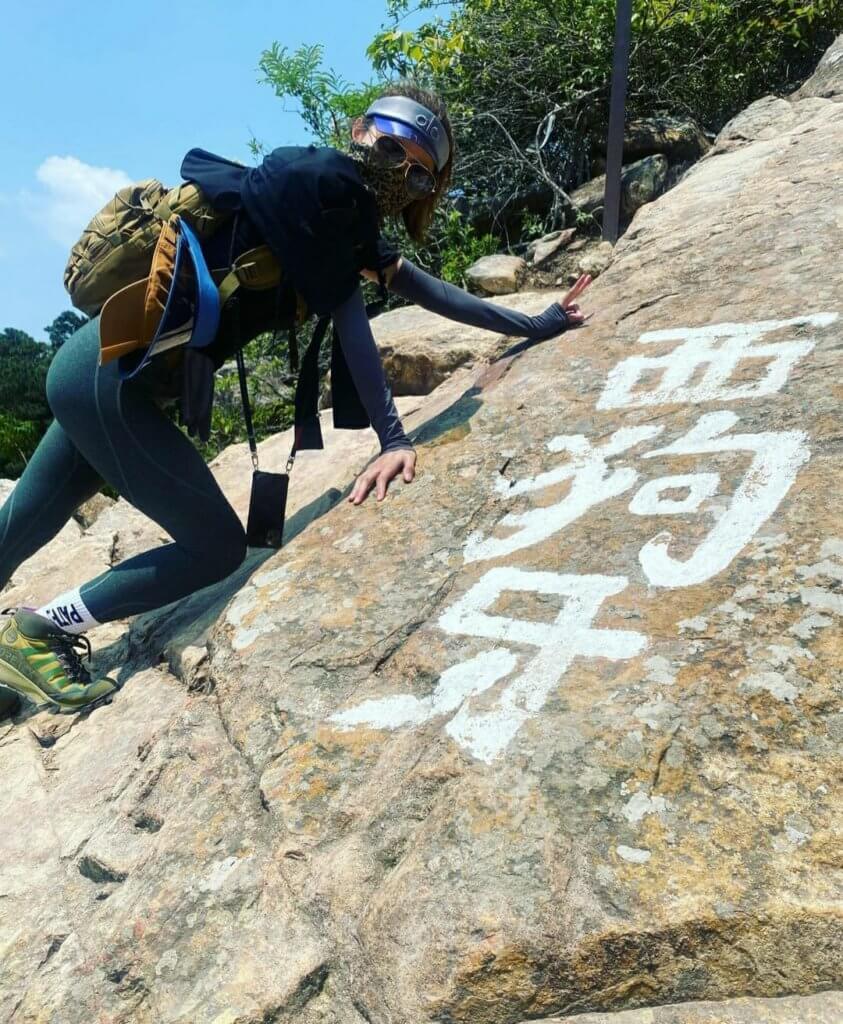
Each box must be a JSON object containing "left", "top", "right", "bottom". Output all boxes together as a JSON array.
[
  {"left": 556, "top": 273, "right": 594, "bottom": 327},
  {"left": 349, "top": 448, "right": 417, "bottom": 505}
]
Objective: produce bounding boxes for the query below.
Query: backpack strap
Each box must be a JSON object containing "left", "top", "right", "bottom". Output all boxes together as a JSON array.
[
  {"left": 227, "top": 226, "right": 389, "bottom": 464},
  {"left": 234, "top": 330, "right": 260, "bottom": 471},
  {"left": 288, "top": 319, "right": 299, "bottom": 373},
  {"left": 218, "top": 245, "right": 284, "bottom": 307},
  {"left": 292, "top": 315, "right": 332, "bottom": 452},
  {"left": 294, "top": 275, "right": 389, "bottom": 440}
]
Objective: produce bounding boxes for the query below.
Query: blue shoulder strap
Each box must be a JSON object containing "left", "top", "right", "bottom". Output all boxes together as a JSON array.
[
  {"left": 119, "top": 217, "right": 221, "bottom": 380},
  {"left": 180, "top": 218, "right": 220, "bottom": 350}
]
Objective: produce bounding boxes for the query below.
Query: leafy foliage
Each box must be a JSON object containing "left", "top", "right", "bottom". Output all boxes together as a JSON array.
[
  {"left": 0, "top": 329, "right": 53, "bottom": 422},
  {"left": 0, "top": 328, "right": 54, "bottom": 478},
  {"left": 258, "top": 1, "right": 840, "bottom": 251},
  {"left": 257, "top": 43, "right": 385, "bottom": 148},
  {"left": 367, "top": 0, "right": 842, "bottom": 232},
  {"left": 44, "top": 310, "right": 88, "bottom": 351},
  {"left": 0, "top": 413, "right": 44, "bottom": 482}
]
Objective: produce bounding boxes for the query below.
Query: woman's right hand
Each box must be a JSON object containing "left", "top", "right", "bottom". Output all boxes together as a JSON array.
[{"left": 557, "top": 273, "right": 593, "bottom": 327}]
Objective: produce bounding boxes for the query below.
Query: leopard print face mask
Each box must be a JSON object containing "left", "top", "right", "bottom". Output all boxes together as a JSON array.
[{"left": 347, "top": 140, "right": 416, "bottom": 220}]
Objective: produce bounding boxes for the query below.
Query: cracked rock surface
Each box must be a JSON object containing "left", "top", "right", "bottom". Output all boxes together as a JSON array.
[
  {"left": 1, "top": 37, "right": 842, "bottom": 1024},
  {"left": 525, "top": 991, "right": 842, "bottom": 1022}
]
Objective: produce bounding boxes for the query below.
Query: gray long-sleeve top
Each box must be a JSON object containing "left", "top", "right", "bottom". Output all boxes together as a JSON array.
[{"left": 332, "top": 257, "right": 571, "bottom": 454}]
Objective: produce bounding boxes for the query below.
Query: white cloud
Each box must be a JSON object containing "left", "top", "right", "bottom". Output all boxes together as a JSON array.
[{"left": 21, "top": 155, "right": 133, "bottom": 247}]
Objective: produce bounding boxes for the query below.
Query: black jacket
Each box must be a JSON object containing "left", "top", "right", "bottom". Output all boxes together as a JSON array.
[{"left": 180, "top": 145, "right": 399, "bottom": 435}]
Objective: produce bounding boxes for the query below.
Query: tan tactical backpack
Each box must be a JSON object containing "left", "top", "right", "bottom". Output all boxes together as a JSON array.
[{"left": 64, "top": 179, "right": 235, "bottom": 316}]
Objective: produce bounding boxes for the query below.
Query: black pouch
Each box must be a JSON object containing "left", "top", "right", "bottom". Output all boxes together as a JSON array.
[
  {"left": 235, "top": 344, "right": 295, "bottom": 549},
  {"left": 246, "top": 467, "right": 290, "bottom": 548}
]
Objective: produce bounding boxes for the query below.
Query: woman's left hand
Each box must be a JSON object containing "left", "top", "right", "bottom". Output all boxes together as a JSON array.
[
  {"left": 349, "top": 448, "right": 417, "bottom": 505},
  {"left": 557, "top": 273, "right": 594, "bottom": 327}
]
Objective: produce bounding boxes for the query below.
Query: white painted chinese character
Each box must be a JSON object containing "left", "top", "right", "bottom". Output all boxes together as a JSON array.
[
  {"left": 597, "top": 313, "right": 837, "bottom": 410},
  {"left": 328, "top": 648, "right": 518, "bottom": 730},
  {"left": 629, "top": 411, "right": 810, "bottom": 587},
  {"left": 464, "top": 426, "right": 663, "bottom": 564},
  {"left": 332, "top": 569, "right": 647, "bottom": 763}
]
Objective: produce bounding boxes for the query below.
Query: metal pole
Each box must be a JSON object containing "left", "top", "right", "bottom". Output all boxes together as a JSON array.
[{"left": 602, "top": 0, "right": 633, "bottom": 244}]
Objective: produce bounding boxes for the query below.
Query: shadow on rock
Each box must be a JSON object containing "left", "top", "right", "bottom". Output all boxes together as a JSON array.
[
  {"left": 410, "top": 387, "right": 483, "bottom": 448},
  {"left": 85, "top": 355, "right": 531, "bottom": 693},
  {"left": 3, "top": 360, "right": 505, "bottom": 712},
  {"left": 99, "top": 486, "right": 345, "bottom": 685},
  {"left": 107, "top": 381, "right": 493, "bottom": 681}
]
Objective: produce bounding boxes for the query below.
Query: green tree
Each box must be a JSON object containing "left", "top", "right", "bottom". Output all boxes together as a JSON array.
[
  {"left": 257, "top": 43, "right": 384, "bottom": 149},
  {"left": 0, "top": 328, "right": 53, "bottom": 478},
  {"left": 0, "top": 329, "right": 52, "bottom": 421},
  {"left": 45, "top": 310, "right": 88, "bottom": 351},
  {"left": 367, "top": 0, "right": 842, "bottom": 234}
]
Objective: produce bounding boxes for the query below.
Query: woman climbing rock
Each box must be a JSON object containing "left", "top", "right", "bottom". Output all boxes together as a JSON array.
[{"left": 0, "top": 83, "right": 591, "bottom": 714}]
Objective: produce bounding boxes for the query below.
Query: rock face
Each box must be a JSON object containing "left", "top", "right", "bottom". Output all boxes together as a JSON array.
[
  {"left": 1, "top": 38, "right": 843, "bottom": 1024},
  {"left": 465, "top": 253, "right": 527, "bottom": 294},
  {"left": 526, "top": 991, "right": 842, "bottom": 1023},
  {"left": 528, "top": 228, "right": 578, "bottom": 266},
  {"left": 571, "top": 153, "right": 669, "bottom": 223},
  {"left": 620, "top": 116, "right": 711, "bottom": 164}
]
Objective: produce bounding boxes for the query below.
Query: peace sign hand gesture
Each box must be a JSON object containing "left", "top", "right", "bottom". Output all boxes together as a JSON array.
[{"left": 557, "top": 273, "right": 594, "bottom": 327}]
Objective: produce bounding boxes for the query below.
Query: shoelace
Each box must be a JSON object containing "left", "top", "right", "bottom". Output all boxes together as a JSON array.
[
  {"left": 2, "top": 607, "right": 93, "bottom": 685},
  {"left": 51, "top": 633, "right": 93, "bottom": 685}
]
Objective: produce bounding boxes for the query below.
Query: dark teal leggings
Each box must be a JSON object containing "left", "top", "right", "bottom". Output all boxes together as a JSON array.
[{"left": 0, "top": 318, "right": 246, "bottom": 623}]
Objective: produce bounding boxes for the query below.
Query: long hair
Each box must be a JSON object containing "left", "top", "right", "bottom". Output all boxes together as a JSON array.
[{"left": 371, "top": 81, "right": 455, "bottom": 244}]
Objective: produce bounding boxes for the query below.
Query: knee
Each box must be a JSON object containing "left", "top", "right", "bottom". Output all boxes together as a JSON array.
[
  {"left": 218, "top": 525, "right": 248, "bottom": 578},
  {"left": 197, "top": 521, "right": 247, "bottom": 584}
]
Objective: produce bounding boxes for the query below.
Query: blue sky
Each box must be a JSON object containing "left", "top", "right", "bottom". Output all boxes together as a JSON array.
[{"left": 0, "top": 0, "right": 436, "bottom": 340}]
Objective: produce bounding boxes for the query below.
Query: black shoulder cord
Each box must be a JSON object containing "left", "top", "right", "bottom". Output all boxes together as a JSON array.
[
  {"left": 234, "top": 333, "right": 259, "bottom": 471},
  {"left": 225, "top": 213, "right": 263, "bottom": 473},
  {"left": 226, "top": 218, "right": 299, "bottom": 547},
  {"left": 220, "top": 213, "right": 392, "bottom": 547},
  {"left": 287, "top": 311, "right": 299, "bottom": 374}
]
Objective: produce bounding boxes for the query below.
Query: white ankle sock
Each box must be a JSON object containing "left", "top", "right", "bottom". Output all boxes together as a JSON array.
[{"left": 36, "top": 588, "right": 100, "bottom": 635}]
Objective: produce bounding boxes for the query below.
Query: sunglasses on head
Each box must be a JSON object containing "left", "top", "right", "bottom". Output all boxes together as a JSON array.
[{"left": 363, "top": 123, "right": 437, "bottom": 199}]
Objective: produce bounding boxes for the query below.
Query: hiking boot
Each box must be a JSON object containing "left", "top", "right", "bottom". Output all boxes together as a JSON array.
[{"left": 0, "top": 609, "right": 117, "bottom": 714}]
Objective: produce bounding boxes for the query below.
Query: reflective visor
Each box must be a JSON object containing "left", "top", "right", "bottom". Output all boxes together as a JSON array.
[{"left": 369, "top": 115, "right": 439, "bottom": 169}]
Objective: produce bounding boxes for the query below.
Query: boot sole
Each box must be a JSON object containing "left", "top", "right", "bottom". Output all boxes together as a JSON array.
[
  {"left": 46, "top": 691, "right": 115, "bottom": 716},
  {"left": 0, "top": 664, "right": 116, "bottom": 716}
]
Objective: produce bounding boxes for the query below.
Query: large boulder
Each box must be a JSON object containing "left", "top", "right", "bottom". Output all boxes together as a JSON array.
[
  {"left": 792, "top": 32, "right": 843, "bottom": 101},
  {"left": 209, "top": 69, "right": 843, "bottom": 1015},
  {"left": 1, "top": 35, "right": 842, "bottom": 1024},
  {"left": 464, "top": 253, "right": 527, "bottom": 295},
  {"left": 593, "top": 115, "right": 711, "bottom": 164},
  {"left": 571, "top": 154, "right": 669, "bottom": 223}
]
